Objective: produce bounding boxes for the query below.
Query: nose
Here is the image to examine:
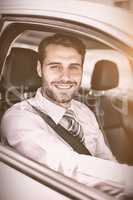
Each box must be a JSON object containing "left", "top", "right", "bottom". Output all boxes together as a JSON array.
[{"left": 60, "top": 68, "right": 71, "bottom": 81}]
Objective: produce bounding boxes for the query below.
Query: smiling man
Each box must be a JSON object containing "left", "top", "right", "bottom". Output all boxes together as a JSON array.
[
  {"left": 37, "top": 41, "right": 83, "bottom": 108},
  {"left": 1, "top": 33, "right": 115, "bottom": 165},
  {"left": 37, "top": 34, "right": 84, "bottom": 109},
  {"left": 1, "top": 34, "right": 124, "bottom": 193}
]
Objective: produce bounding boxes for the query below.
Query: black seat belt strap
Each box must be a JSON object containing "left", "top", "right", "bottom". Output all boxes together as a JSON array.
[{"left": 29, "top": 103, "right": 91, "bottom": 155}]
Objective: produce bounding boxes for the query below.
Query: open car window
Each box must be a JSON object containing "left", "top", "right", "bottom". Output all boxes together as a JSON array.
[
  {"left": 1, "top": 27, "right": 133, "bottom": 105},
  {"left": 0, "top": 15, "right": 133, "bottom": 200}
]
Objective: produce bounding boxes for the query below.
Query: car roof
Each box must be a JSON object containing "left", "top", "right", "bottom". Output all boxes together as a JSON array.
[{"left": 0, "top": 0, "right": 133, "bottom": 44}]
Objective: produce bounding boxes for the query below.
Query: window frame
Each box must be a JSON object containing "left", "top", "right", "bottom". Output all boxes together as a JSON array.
[
  {"left": 0, "top": 15, "right": 133, "bottom": 200},
  {"left": 0, "top": 14, "right": 133, "bottom": 79}
]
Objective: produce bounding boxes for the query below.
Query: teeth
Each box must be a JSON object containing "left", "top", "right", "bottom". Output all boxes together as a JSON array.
[{"left": 55, "top": 84, "right": 72, "bottom": 89}]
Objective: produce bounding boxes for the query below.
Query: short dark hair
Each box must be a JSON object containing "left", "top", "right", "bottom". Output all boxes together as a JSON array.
[{"left": 38, "top": 33, "right": 86, "bottom": 65}]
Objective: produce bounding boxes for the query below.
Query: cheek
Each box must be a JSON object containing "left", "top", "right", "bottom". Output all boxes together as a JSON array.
[
  {"left": 42, "top": 70, "right": 58, "bottom": 83},
  {"left": 73, "top": 72, "right": 82, "bottom": 82}
]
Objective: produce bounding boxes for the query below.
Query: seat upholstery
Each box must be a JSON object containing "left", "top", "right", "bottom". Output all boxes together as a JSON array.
[
  {"left": 2, "top": 47, "right": 41, "bottom": 91},
  {"left": 91, "top": 60, "right": 119, "bottom": 91},
  {"left": 0, "top": 47, "right": 41, "bottom": 142},
  {"left": 0, "top": 47, "right": 41, "bottom": 119},
  {"left": 90, "top": 59, "right": 133, "bottom": 164},
  {"left": 1, "top": 47, "right": 41, "bottom": 105}
]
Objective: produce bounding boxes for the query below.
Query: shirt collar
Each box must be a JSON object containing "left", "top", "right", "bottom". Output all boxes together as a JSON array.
[{"left": 33, "top": 88, "right": 68, "bottom": 124}]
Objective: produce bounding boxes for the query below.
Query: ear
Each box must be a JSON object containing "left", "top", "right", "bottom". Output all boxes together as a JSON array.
[{"left": 37, "top": 60, "right": 42, "bottom": 78}]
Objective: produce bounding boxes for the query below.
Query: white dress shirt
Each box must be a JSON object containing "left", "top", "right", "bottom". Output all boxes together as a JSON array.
[{"left": 1, "top": 88, "right": 133, "bottom": 193}]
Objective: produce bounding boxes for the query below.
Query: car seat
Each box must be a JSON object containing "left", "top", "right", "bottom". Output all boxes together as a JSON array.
[
  {"left": 90, "top": 59, "right": 133, "bottom": 165},
  {"left": 0, "top": 47, "right": 41, "bottom": 141},
  {"left": 0, "top": 47, "right": 41, "bottom": 107}
]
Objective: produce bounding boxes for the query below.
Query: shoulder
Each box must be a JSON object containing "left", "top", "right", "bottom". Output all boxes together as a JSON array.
[
  {"left": 0, "top": 99, "right": 47, "bottom": 139},
  {"left": 1, "top": 98, "right": 42, "bottom": 127},
  {"left": 3, "top": 99, "right": 33, "bottom": 117}
]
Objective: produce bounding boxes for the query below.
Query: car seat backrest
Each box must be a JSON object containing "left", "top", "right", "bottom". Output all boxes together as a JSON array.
[
  {"left": 0, "top": 47, "right": 41, "bottom": 142},
  {"left": 1, "top": 47, "right": 41, "bottom": 105},
  {"left": 90, "top": 59, "right": 120, "bottom": 129},
  {"left": 2, "top": 47, "right": 41, "bottom": 92},
  {"left": 90, "top": 59, "right": 133, "bottom": 164}
]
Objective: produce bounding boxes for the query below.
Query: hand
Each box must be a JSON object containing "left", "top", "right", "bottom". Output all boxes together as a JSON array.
[{"left": 94, "top": 181, "right": 125, "bottom": 199}]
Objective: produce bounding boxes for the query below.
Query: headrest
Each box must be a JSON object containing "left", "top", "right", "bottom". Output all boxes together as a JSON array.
[
  {"left": 2, "top": 47, "right": 41, "bottom": 91},
  {"left": 91, "top": 60, "right": 119, "bottom": 90}
]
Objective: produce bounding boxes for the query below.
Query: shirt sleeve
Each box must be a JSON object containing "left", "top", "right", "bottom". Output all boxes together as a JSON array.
[
  {"left": 95, "top": 128, "right": 116, "bottom": 160},
  {"left": 1, "top": 107, "right": 133, "bottom": 193}
]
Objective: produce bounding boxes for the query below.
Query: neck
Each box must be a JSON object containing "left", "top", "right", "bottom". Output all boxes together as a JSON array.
[{"left": 58, "top": 102, "right": 71, "bottom": 109}]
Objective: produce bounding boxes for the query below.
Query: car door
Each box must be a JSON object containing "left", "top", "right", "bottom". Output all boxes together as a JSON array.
[{"left": 0, "top": 2, "right": 133, "bottom": 200}]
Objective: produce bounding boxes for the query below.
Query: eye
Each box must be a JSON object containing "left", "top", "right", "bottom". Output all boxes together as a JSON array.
[
  {"left": 50, "top": 65, "right": 58, "bottom": 69},
  {"left": 70, "top": 64, "right": 82, "bottom": 71},
  {"left": 49, "top": 65, "right": 61, "bottom": 70}
]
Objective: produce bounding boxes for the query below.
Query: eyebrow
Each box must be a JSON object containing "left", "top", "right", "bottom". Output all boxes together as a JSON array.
[
  {"left": 46, "top": 62, "right": 82, "bottom": 66},
  {"left": 46, "top": 62, "right": 61, "bottom": 66},
  {"left": 70, "top": 63, "right": 82, "bottom": 66}
]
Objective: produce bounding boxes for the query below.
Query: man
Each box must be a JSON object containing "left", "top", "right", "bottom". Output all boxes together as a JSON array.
[{"left": 1, "top": 34, "right": 133, "bottom": 196}]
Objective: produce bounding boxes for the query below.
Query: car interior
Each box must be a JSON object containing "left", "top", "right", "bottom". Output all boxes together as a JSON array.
[{"left": 0, "top": 29, "right": 133, "bottom": 166}]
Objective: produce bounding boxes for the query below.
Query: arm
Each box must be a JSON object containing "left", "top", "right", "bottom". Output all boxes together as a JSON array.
[
  {"left": 95, "top": 128, "right": 116, "bottom": 161},
  {"left": 1, "top": 107, "right": 133, "bottom": 193}
]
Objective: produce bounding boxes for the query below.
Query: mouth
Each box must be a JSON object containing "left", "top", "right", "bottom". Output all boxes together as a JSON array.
[{"left": 54, "top": 83, "right": 74, "bottom": 89}]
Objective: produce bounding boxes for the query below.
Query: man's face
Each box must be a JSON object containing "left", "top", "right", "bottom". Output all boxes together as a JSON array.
[{"left": 37, "top": 44, "right": 83, "bottom": 108}]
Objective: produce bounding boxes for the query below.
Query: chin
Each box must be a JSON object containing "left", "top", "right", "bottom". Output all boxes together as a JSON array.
[
  {"left": 56, "top": 97, "right": 71, "bottom": 104},
  {"left": 46, "top": 89, "right": 76, "bottom": 104},
  {"left": 55, "top": 94, "right": 73, "bottom": 104}
]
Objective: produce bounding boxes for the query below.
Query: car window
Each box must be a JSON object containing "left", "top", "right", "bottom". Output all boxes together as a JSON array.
[
  {"left": 0, "top": 20, "right": 133, "bottom": 155},
  {"left": 0, "top": 17, "right": 133, "bottom": 200},
  {"left": 1, "top": 28, "right": 133, "bottom": 90}
]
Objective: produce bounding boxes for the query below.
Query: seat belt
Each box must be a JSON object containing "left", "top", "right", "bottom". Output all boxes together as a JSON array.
[{"left": 29, "top": 103, "right": 91, "bottom": 155}]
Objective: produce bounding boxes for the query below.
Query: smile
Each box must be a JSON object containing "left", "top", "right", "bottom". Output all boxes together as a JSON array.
[{"left": 54, "top": 84, "right": 74, "bottom": 89}]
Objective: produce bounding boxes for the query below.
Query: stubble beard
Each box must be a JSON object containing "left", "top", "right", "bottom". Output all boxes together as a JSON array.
[{"left": 42, "top": 85, "right": 79, "bottom": 106}]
